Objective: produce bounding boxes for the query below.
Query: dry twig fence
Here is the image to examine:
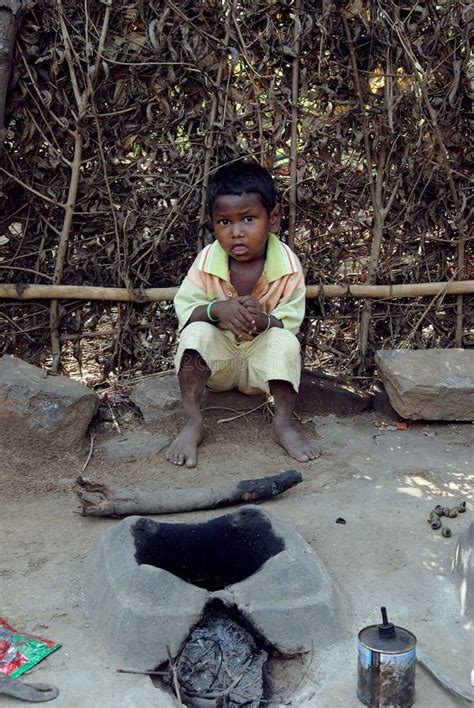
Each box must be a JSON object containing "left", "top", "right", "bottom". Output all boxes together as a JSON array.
[{"left": 0, "top": 1, "right": 471, "bottom": 384}]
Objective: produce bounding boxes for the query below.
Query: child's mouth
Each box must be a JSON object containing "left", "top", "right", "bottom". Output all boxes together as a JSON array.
[{"left": 232, "top": 245, "right": 247, "bottom": 255}]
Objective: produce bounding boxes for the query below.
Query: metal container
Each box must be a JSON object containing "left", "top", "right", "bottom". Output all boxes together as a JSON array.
[{"left": 357, "top": 608, "right": 417, "bottom": 707}]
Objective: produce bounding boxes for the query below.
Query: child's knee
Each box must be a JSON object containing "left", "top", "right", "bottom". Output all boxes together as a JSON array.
[
  {"left": 175, "top": 322, "right": 232, "bottom": 381},
  {"left": 180, "top": 348, "right": 205, "bottom": 365},
  {"left": 179, "top": 349, "right": 210, "bottom": 376},
  {"left": 177, "top": 321, "right": 222, "bottom": 358},
  {"left": 262, "top": 328, "right": 300, "bottom": 359},
  {"left": 180, "top": 321, "right": 216, "bottom": 341}
]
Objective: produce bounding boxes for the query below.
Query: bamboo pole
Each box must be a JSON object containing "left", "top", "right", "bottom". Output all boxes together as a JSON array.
[{"left": 1, "top": 280, "right": 473, "bottom": 302}]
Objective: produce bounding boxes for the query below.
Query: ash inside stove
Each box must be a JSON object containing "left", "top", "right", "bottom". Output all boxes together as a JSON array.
[{"left": 155, "top": 602, "right": 269, "bottom": 707}]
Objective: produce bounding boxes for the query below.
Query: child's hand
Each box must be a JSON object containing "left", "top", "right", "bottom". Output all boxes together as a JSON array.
[
  {"left": 212, "top": 299, "right": 257, "bottom": 335},
  {"left": 239, "top": 296, "right": 268, "bottom": 332}
]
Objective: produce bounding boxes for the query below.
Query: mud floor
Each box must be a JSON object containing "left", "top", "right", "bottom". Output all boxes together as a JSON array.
[{"left": 1, "top": 403, "right": 472, "bottom": 707}]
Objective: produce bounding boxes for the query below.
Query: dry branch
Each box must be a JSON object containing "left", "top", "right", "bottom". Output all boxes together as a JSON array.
[
  {"left": 76, "top": 469, "right": 303, "bottom": 517},
  {"left": 0, "top": 0, "right": 20, "bottom": 146},
  {"left": 197, "top": 25, "right": 230, "bottom": 250},
  {"left": 287, "top": 0, "right": 301, "bottom": 249}
]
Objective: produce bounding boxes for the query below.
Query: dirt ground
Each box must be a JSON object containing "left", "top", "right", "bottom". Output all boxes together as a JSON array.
[{"left": 1, "top": 400, "right": 472, "bottom": 707}]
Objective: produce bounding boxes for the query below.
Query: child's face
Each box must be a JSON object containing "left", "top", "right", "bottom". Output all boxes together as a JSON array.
[{"left": 211, "top": 192, "right": 281, "bottom": 263}]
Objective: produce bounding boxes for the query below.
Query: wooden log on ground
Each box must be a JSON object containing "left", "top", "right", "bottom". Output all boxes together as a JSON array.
[
  {"left": 1, "top": 280, "right": 474, "bottom": 302},
  {"left": 76, "top": 469, "right": 303, "bottom": 517}
]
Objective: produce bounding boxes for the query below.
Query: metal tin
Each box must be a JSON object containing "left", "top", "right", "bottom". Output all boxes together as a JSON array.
[{"left": 357, "top": 624, "right": 417, "bottom": 707}]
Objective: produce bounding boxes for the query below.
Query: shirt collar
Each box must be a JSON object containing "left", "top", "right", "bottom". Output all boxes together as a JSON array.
[{"left": 198, "top": 233, "right": 297, "bottom": 283}]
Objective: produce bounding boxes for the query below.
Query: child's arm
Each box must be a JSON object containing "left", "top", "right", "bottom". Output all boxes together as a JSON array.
[
  {"left": 190, "top": 298, "right": 256, "bottom": 336},
  {"left": 239, "top": 268, "right": 306, "bottom": 335},
  {"left": 238, "top": 296, "right": 282, "bottom": 332},
  {"left": 270, "top": 282, "right": 306, "bottom": 334},
  {"left": 174, "top": 277, "right": 255, "bottom": 335}
]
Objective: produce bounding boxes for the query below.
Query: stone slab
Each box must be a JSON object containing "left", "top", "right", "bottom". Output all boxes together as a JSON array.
[
  {"left": 130, "top": 374, "right": 181, "bottom": 423},
  {"left": 375, "top": 348, "right": 474, "bottom": 420},
  {"left": 130, "top": 369, "right": 369, "bottom": 421},
  {"left": 203, "top": 370, "right": 370, "bottom": 416},
  {"left": 296, "top": 369, "right": 370, "bottom": 416},
  {"left": 83, "top": 507, "right": 345, "bottom": 670},
  {"left": 0, "top": 355, "right": 99, "bottom": 447}
]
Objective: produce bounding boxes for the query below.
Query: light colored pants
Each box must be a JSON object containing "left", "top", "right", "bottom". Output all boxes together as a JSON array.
[{"left": 175, "top": 322, "right": 301, "bottom": 395}]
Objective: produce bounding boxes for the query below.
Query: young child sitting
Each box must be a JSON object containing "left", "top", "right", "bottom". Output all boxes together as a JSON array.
[{"left": 166, "top": 160, "right": 320, "bottom": 468}]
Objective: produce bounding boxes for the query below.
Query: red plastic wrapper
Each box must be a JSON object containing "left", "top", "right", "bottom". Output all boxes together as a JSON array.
[{"left": 0, "top": 618, "right": 61, "bottom": 678}]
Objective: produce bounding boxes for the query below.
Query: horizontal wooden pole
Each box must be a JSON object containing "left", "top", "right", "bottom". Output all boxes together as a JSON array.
[
  {"left": 305, "top": 280, "right": 474, "bottom": 298},
  {"left": 0, "top": 280, "right": 473, "bottom": 303}
]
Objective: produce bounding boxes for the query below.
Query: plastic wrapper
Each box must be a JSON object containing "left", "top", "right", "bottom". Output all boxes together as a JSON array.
[{"left": 0, "top": 618, "right": 61, "bottom": 678}]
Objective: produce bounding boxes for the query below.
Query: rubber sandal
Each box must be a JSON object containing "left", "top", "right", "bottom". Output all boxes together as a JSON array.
[{"left": 0, "top": 674, "right": 59, "bottom": 702}]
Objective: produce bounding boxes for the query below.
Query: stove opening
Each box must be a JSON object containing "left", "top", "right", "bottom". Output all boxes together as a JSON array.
[{"left": 132, "top": 508, "right": 284, "bottom": 591}]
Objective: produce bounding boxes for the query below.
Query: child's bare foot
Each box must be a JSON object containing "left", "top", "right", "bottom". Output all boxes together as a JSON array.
[
  {"left": 272, "top": 417, "right": 320, "bottom": 462},
  {"left": 166, "top": 417, "right": 203, "bottom": 468}
]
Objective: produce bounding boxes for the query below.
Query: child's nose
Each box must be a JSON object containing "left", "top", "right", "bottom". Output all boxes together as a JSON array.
[{"left": 231, "top": 222, "right": 244, "bottom": 238}]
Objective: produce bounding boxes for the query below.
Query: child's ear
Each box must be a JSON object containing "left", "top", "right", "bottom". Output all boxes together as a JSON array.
[{"left": 269, "top": 204, "right": 282, "bottom": 233}]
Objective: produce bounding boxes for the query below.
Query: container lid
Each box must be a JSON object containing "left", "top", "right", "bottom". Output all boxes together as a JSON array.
[{"left": 358, "top": 607, "right": 417, "bottom": 653}]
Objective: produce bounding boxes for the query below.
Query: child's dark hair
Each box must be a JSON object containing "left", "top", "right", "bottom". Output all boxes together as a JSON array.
[{"left": 207, "top": 160, "right": 277, "bottom": 218}]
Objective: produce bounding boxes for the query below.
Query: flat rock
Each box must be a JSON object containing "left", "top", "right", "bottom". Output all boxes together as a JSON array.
[
  {"left": 375, "top": 349, "right": 474, "bottom": 420},
  {"left": 0, "top": 355, "right": 99, "bottom": 447},
  {"left": 131, "top": 369, "right": 369, "bottom": 421},
  {"left": 83, "top": 507, "right": 345, "bottom": 670},
  {"left": 204, "top": 370, "right": 370, "bottom": 416},
  {"left": 203, "top": 388, "right": 267, "bottom": 412},
  {"left": 369, "top": 383, "right": 399, "bottom": 421},
  {"left": 130, "top": 373, "right": 181, "bottom": 423},
  {"left": 296, "top": 369, "right": 370, "bottom": 416}
]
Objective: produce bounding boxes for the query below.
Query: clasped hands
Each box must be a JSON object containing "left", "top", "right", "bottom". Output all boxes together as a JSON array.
[{"left": 211, "top": 296, "right": 269, "bottom": 338}]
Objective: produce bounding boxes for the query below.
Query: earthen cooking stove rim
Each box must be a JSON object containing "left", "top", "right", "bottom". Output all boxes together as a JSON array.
[{"left": 82, "top": 504, "right": 345, "bottom": 671}]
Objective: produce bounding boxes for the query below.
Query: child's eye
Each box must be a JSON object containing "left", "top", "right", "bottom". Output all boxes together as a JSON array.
[
  {"left": 244, "top": 216, "right": 255, "bottom": 223},
  {"left": 218, "top": 219, "right": 230, "bottom": 226}
]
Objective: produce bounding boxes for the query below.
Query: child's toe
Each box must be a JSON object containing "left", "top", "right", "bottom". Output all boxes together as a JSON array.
[{"left": 307, "top": 444, "right": 321, "bottom": 460}]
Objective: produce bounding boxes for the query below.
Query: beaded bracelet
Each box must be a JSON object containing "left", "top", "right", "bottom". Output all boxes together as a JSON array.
[{"left": 206, "top": 300, "right": 219, "bottom": 322}]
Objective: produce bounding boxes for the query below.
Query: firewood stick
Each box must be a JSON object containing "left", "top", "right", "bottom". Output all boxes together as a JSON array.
[
  {"left": 166, "top": 646, "right": 183, "bottom": 707},
  {"left": 76, "top": 469, "right": 303, "bottom": 517}
]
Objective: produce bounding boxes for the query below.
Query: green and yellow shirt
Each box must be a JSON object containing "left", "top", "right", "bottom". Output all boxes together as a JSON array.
[{"left": 174, "top": 234, "right": 306, "bottom": 338}]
